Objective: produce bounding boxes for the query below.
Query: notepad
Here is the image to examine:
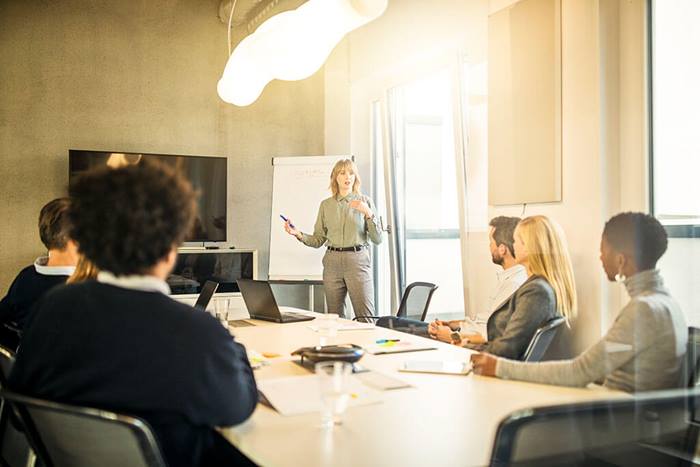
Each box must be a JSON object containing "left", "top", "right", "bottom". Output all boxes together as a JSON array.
[
  {"left": 257, "top": 374, "right": 382, "bottom": 416},
  {"left": 363, "top": 341, "right": 437, "bottom": 355}
]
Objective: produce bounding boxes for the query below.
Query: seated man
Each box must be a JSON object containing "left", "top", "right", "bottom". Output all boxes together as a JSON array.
[
  {"left": 0, "top": 198, "right": 77, "bottom": 348},
  {"left": 429, "top": 216, "right": 527, "bottom": 343},
  {"left": 9, "top": 161, "right": 258, "bottom": 467}
]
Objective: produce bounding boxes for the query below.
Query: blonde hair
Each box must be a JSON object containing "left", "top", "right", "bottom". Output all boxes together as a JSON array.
[
  {"left": 329, "top": 159, "right": 361, "bottom": 196},
  {"left": 67, "top": 255, "right": 99, "bottom": 284},
  {"left": 516, "top": 215, "right": 578, "bottom": 320}
]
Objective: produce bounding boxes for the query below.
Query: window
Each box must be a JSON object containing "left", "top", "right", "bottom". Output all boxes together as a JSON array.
[
  {"left": 385, "top": 69, "right": 466, "bottom": 315},
  {"left": 650, "top": 0, "right": 700, "bottom": 238}
]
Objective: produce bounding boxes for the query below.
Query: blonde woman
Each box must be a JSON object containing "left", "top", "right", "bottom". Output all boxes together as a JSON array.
[
  {"left": 284, "top": 159, "right": 382, "bottom": 320},
  {"left": 453, "top": 215, "right": 577, "bottom": 360}
]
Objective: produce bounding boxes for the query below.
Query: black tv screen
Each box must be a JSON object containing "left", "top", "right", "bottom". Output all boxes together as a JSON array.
[{"left": 69, "top": 150, "right": 227, "bottom": 243}]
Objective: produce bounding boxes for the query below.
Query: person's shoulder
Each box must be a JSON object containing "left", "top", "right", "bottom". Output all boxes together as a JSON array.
[
  {"left": 517, "top": 276, "right": 555, "bottom": 298},
  {"left": 12, "top": 264, "right": 41, "bottom": 284}
]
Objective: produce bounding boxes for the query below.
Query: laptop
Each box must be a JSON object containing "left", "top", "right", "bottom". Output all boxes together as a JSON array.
[
  {"left": 194, "top": 280, "right": 219, "bottom": 311},
  {"left": 237, "top": 279, "right": 315, "bottom": 323}
]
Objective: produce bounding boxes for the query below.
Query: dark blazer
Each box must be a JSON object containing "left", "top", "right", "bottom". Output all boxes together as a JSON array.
[
  {"left": 470, "top": 275, "right": 558, "bottom": 360},
  {"left": 9, "top": 281, "right": 258, "bottom": 467}
]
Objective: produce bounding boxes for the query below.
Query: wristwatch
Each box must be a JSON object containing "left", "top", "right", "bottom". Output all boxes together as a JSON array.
[{"left": 450, "top": 331, "right": 461, "bottom": 343}]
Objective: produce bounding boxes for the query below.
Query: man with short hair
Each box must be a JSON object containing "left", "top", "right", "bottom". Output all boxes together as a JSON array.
[
  {"left": 0, "top": 198, "right": 78, "bottom": 348},
  {"left": 9, "top": 162, "right": 258, "bottom": 467},
  {"left": 429, "top": 216, "right": 527, "bottom": 343}
]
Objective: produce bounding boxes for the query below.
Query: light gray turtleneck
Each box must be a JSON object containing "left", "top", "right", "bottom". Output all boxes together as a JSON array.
[{"left": 495, "top": 269, "right": 688, "bottom": 393}]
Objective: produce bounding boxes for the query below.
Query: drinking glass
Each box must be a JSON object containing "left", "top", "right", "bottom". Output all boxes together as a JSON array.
[
  {"left": 214, "top": 298, "right": 230, "bottom": 329},
  {"left": 315, "top": 361, "right": 352, "bottom": 428},
  {"left": 317, "top": 313, "right": 339, "bottom": 346}
]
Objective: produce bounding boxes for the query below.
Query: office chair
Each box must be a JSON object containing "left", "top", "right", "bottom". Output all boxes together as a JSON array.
[
  {"left": 1, "top": 390, "right": 166, "bottom": 467},
  {"left": 685, "top": 327, "right": 700, "bottom": 388},
  {"left": 353, "top": 282, "right": 438, "bottom": 329},
  {"left": 490, "top": 387, "right": 698, "bottom": 467},
  {"left": 522, "top": 316, "right": 567, "bottom": 362},
  {"left": 0, "top": 345, "right": 36, "bottom": 467}
]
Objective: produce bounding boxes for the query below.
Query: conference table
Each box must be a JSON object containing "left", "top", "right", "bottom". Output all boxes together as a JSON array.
[{"left": 220, "top": 309, "right": 625, "bottom": 467}]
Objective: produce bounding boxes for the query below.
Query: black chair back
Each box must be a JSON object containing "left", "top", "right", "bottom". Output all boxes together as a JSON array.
[
  {"left": 1, "top": 390, "right": 166, "bottom": 467},
  {"left": 490, "top": 388, "right": 698, "bottom": 467},
  {"left": 0, "top": 345, "right": 36, "bottom": 467},
  {"left": 686, "top": 327, "right": 700, "bottom": 388},
  {"left": 522, "top": 316, "right": 567, "bottom": 362},
  {"left": 396, "top": 282, "right": 438, "bottom": 321}
]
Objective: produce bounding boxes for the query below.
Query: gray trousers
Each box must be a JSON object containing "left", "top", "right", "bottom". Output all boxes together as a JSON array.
[{"left": 322, "top": 249, "right": 374, "bottom": 320}]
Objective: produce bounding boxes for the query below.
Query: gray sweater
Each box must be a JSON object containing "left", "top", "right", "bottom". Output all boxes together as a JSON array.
[
  {"left": 469, "top": 275, "right": 558, "bottom": 360},
  {"left": 496, "top": 269, "right": 688, "bottom": 393}
]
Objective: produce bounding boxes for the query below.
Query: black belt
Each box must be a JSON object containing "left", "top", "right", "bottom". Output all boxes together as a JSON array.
[{"left": 327, "top": 244, "right": 367, "bottom": 252}]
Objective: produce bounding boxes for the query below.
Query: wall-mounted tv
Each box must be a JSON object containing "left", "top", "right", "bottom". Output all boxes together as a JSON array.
[{"left": 69, "top": 150, "right": 227, "bottom": 243}]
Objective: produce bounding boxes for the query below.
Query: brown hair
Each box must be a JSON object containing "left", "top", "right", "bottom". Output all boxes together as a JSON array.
[
  {"left": 489, "top": 216, "right": 521, "bottom": 257},
  {"left": 38, "top": 198, "right": 72, "bottom": 250}
]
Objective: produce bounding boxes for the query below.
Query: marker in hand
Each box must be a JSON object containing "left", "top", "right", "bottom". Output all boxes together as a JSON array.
[{"left": 280, "top": 214, "right": 295, "bottom": 229}]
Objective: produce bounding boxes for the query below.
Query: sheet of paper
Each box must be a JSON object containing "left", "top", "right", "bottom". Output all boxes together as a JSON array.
[
  {"left": 257, "top": 374, "right": 382, "bottom": 416},
  {"left": 307, "top": 321, "right": 376, "bottom": 332},
  {"left": 364, "top": 341, "right": 437, "bottom": 355},
  {"left": 356, "top": 371, "right": 413, "bottom": 390}
]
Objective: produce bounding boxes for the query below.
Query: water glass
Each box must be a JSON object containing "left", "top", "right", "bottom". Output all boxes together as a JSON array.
[
  {"left": 317, "top": 313, "right": 339, "bottom": 345},
  {"left": 214, "top": 298, "right": 230, "bottom": 329},
  {"left": 315, "top": 361, "right": 352, "bottom": 428}
]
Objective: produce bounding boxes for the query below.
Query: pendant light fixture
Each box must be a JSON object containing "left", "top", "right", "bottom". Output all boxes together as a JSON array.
[{"left": 218, "top": 0, "right": 388, "bottom": 106}]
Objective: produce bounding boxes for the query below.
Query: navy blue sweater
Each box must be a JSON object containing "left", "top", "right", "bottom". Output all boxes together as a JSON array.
[
  {"left": 9, "top": 281, "right": 258, "bottom": 467},
  {"left": 0, "top": 265, "right": 68, "bottom": 329}
]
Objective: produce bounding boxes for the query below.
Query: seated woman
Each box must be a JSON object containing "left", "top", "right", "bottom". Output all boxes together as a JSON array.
[
  {"left": 471, "top": 212, "right": 687, "bottom": 393},
  {"left": 434, "top": 215, "right": 577, "bottom": 360}
]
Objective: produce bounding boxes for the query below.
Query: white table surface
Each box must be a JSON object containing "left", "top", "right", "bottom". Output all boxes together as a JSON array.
[{"left": 220, "top": 311, "right": 626, "bottom": 467}]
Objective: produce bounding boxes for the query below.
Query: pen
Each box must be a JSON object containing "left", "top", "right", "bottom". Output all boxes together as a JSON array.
[
  {"left": 280, "top": 214, "right": 295, "bottom": 229},
  {"left": 376, "top": 339, "right": 400, "bottom": 344}
]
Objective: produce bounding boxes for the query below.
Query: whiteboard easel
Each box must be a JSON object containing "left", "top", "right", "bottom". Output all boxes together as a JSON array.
[{"left": 268, "top": 155, "right": 350, "bottom": 281}]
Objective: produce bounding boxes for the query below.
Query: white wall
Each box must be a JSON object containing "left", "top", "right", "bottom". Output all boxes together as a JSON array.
[{"left": 325, "top": 0, "right": 650, "bottom": 352}]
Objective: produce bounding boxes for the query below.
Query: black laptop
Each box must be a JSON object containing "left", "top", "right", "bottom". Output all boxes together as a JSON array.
[
  {"left": 237, "top": 279, "right": 315, "bottom": 323},
  {"left": 193, "top": 280, "right": 219, "bottom": 311}
]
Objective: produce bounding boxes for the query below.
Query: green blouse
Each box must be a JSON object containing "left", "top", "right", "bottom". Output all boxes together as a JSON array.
[{"left": 299, "top": 193, "right": 383, "bottom": 248}]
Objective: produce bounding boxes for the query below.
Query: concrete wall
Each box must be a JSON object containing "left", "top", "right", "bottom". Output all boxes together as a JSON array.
[
  {"left": 0, "top": 0, "right": 325, "bottom": 307},
  {"left": 325, "top": 0, "right": 652, "bottom": 352}
]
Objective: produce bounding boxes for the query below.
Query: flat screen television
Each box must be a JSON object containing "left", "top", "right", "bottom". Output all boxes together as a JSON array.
[{"left": 69, "top": 150, "right": 227, "bottom": 243}]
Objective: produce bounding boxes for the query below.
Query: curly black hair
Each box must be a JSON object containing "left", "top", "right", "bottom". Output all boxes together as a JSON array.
[
  {"left": 68, "top": 160, "right": 197, "bottom": 276},
  {"left": 38, "top": 197, "right": 72, "bottom": 250},
  {"left": 603, "top": 212, "right": 668, "bottom": 270}
]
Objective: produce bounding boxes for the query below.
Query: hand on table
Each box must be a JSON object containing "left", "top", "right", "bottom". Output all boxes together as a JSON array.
[{"left": 470, "top": 353, "right": 498, "bottom": 377}]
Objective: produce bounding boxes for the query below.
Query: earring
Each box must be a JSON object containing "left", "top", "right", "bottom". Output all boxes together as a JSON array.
[{"left": 615, "top": 268, "right": 626, "bottom": 283}]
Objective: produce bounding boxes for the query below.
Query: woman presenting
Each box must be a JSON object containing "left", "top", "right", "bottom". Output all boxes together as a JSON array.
[{"left": 284, "top": 159, "right": 382, "bottom": 320}]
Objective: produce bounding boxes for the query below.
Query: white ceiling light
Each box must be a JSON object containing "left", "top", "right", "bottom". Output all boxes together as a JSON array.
[{"left": 218, "top": 0, "right": 388, "bottom": 107}]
